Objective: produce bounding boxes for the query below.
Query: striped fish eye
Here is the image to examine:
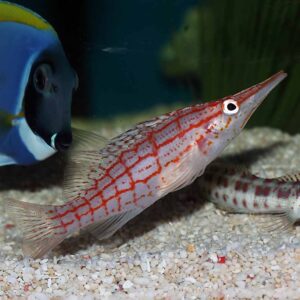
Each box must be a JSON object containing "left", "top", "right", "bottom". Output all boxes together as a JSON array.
[{"left": 222, "top": 99, "right": 239, "bottom": 115}]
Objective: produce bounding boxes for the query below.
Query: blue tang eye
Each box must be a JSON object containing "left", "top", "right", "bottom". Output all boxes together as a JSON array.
[{"left": 34, "top": 64, "right": 49, "bottom": 92}]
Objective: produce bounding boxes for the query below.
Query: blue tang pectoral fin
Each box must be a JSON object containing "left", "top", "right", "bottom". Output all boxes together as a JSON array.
[
  {"left": 0, "top": 118, "right": 56, "bottom": 165},
  {"left": 0, "top": 152, "right": 17, "bottom": 166}
]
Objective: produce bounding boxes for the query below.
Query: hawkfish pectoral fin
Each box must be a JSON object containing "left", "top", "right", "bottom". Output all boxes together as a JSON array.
[
  {"left": 158, "top": 146, "right": 205, "bottom": 197},
  {"left": 85, "top": 207, "right": 144, "bottom": 241},
  {"left": 5, "top": 198, "right": 67, "bottom": 259}
]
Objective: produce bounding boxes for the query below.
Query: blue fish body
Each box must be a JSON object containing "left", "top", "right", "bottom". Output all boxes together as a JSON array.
[
  {"left": 0, "top": 22, "right": 58, "bottom": 114},
  {"left": 0, "top": 2, "right": 78, "bottom": 166},
  {"left": 0, "top": 118, "right": 55, "bottom": 165}
]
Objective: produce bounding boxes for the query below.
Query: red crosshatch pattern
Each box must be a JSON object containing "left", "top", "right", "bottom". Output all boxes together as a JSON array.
[{"left": 42, "top": 71, "right": 287, "bottom": 236}]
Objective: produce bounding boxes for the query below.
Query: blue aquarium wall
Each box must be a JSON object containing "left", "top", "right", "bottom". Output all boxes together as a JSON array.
[{"left": 84, "top": 0, "right": 198, "bottom": 117}]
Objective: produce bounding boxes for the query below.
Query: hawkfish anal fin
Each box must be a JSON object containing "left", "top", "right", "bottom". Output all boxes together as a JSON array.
[{"left": 86, "top": 208, "right": 144, "bottom": 241}]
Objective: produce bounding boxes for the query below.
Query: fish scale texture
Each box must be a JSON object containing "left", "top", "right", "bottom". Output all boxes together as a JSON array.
[
  {"left": 46, "top": 104, "right": 221, "bottom": 238},
  {"left": 1, "top": 126, "right": 300, "bottom": 299}
]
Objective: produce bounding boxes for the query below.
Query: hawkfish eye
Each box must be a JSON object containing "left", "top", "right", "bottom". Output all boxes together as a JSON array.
[{"left": 222, "top": 99, "right": 239, "bottom": 115}]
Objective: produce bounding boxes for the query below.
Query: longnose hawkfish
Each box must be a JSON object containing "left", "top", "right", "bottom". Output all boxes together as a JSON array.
[
  {"left": 6, "top": 71, "right": 287, "bottom": 258},
  {"left": 198, "top": 161, "right": 300, "bottom": 231}
]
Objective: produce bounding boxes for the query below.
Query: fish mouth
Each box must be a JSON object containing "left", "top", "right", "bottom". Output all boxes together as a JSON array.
[
  {"left": 50, "top": 132, "right": 73, "bottom": 151},
  {"left": 238, "top": 71, "right": 287, "bottom": 128}
]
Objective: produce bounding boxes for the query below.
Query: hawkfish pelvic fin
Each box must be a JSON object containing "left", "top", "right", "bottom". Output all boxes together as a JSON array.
[
  {"left": 86, "top": 208, "right": 144, "bottom": 241},
  {"left": 5, "top": 198, "right": 66, "bottom": 259}
]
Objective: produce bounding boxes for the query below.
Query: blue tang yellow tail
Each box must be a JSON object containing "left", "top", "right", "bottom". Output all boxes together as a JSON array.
[{"left": 0, "top": 1, "right": 78, "bottom": 166}]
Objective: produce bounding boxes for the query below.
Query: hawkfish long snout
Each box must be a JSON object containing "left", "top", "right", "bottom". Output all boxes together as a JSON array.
[
  {"left": 198, "top": 71, "right": 287, "bottom": 161},
  {"left": 231, "top": 70, "right": 287, "bottom": 130}
]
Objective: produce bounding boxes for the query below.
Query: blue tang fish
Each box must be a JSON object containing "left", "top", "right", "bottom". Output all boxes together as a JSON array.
[{"left": 0, "top": 1, "right": 78, "bottom": 166}]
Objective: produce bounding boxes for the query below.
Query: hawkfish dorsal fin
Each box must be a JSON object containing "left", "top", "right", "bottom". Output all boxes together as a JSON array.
[
  {"left": 63, "top": 152, "right": 104, "bottom": 202},
  {"left": 71, "top": 127, "right": 109, "bottom": 152},
  {"left": 63, "top": 116, "right": 171, "bottom": 202},
  {"left": 64, "top": 124, "right": 143, "bottom": 202},
  {"left": 63, "top": 128, "right": 109, "bottom": 202}
]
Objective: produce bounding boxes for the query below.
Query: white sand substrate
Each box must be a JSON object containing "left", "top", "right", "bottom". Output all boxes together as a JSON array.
[{"left": 0, "top": 127, "right": 300, "bottom": 299}]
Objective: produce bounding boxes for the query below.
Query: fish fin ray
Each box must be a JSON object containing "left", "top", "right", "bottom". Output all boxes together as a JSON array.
[
  {"left": 158, "top": 146, "right": 205, "bottom": 196},
  {"left": 275, "top": 173, "right": 300, "bottom": 182},
  {"left": 64, "top": 124, "right": 147, "bottom": 202},
  {"left": 5, "top": 198, "right": 65, "bottom": 258},
  {"left": 63, "top": 128, "right": 111, "bottom": 202},
  {"left": 211, "top": 202, "right": 241, "bottom": 213},
  {"left": 64, "top": 116, "right": 172, "bottom": 202},
  {"left": 71, "top": 127, "right": 108, "bottom": 152},
  {"left": 0, "top": 153, "right": 17, "bottom": 166},
  {"left": 64, "top": 113, "right": 179, "bottom": 202},
  {"left": 87, "top": 208, "right": 144, "bottom": 240},
  {"left": 63, "top": 151, "right": 105, "bottom": 201},
  {"left": 258, "top": 212, "right": 294, "bottom": 234}
]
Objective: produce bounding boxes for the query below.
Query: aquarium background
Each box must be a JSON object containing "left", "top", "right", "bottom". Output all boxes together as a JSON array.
[{"left": 12, "top": 0, "right": 300, "bottom": 133}]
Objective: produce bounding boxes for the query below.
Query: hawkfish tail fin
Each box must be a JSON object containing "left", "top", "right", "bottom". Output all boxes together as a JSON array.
[{"left": 5, "top": 199, "right": 66, "bottom": 259}]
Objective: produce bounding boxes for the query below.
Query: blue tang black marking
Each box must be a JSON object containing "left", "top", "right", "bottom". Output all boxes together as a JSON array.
[{"left": 0, "top": 1, "right": 78, "bottom": 165}]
